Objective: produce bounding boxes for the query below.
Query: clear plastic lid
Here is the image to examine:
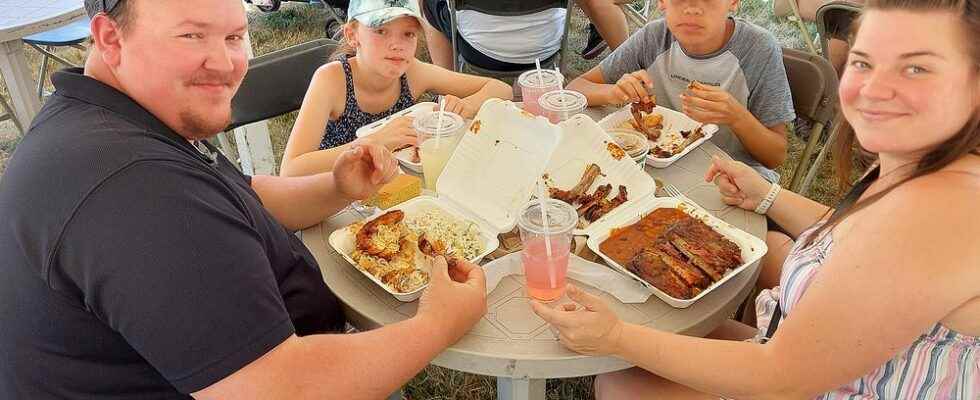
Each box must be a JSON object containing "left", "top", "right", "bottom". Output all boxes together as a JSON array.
[
  {"left": 538, "top": 90, "right": 587, "bottom": 113},
  {"left": 517, "top": 69, "right": 564, "bottom": 89},
  {"left": 517, "top": 199, "right": 578, "bottom": 235},
  {"left": 413, "top": 110, "right": 465, "bottom": 138}
]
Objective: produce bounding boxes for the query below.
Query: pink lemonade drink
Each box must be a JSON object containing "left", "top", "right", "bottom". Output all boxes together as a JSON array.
[
  {"left": 521, "top": 236, "right": 571, "bottom": 301},
  {"left": 518, "top": 69, "right": 563, "bottom": 117},
  {"left": 517, "top": 198, "right": 578, "bottom": 302}
]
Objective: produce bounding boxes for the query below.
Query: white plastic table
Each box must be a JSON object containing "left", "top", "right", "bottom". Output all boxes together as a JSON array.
[
  {"left": 302, "top": 107, "right": 767, "bottom": 400},
  {"left": 0, "top": 0, "right": 85, "bottom": 131}
]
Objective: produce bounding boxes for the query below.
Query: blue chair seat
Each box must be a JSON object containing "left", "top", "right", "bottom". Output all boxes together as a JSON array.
[{"left": 23, "top": 19, "right": 91, "bottom": 46}]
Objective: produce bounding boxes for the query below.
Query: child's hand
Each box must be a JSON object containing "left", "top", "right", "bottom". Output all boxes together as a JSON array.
[
  {"left": 608, "top": 70, "right": 654, "bottom": 105},
  {"left": 679, "top": 84, "right": 746, "bottom": 125},
  {"left": 372, "top": 116, "right": 418, "bottom": 151},
  {"left": 441, "top": 95, "right": 477, "bottom": 119}
]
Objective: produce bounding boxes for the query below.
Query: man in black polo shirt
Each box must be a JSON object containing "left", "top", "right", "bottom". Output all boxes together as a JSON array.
[{"left": 0, "top": 0, "right": 487, "bottom": 398}]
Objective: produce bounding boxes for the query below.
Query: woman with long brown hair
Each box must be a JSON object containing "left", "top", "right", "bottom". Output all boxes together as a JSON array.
[{"left": 532, "top": 0, "right": 980, "bottom": 398}]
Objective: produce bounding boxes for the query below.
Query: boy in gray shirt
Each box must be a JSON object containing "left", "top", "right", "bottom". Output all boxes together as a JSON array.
[{"left": 568, "top": 1, "right": 795, "bottom": 182}]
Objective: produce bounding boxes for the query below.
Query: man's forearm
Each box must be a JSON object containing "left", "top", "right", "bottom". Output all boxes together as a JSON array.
[
  {"left": 729, "top": 108, "right": 788, "bottom": 169},
  {"left": 251, "top": 174, "right": 352, "bottom": 231},
  {"left": 291, "top": 315, "right": 452, "bottom": 399}
]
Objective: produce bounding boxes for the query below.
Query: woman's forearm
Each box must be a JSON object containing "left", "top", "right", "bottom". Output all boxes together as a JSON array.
[
  {"left": 613, "top": 323, "right": 810, "bottom": 400},
  {"left": 766, "top": 189, "right": 833, "bottom": 239}
]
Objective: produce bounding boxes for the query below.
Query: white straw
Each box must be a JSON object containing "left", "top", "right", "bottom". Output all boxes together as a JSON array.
[
  {"left": 435, "top": 96, "right": 445, "bottom": 148},
  {"left": 535, "top": 181, "right": 557, "bottom": 288},
  {"left": 534, "top": 58, "right": 544, "bottom": 85}
]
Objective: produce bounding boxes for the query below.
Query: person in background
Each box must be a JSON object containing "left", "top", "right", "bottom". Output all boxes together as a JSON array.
[
  {"left": 578, "top": 0, "right": 631, "bottom": 60},
  {"left": 281, "top": 0, "right": 511, "bottom": 177}
]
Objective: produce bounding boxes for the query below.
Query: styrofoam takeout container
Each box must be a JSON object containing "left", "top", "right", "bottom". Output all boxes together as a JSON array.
[
  {"left": 597, "top": 105, "right": 718, "bottom": 169},
  {"left": 355, "top": 102, "right": 437, "bottom": 173},
  {"left": 328, "top": 196, "right": 500, "bottom": 302},
  {"left": 540, "top": 114, "right": 658, "bottom": 236},
  {"left": 334, "top": 99, "right": 561, "bottom": 301},
  {"left": 585, "top": 195, "right": 768, "bottom": 308}
]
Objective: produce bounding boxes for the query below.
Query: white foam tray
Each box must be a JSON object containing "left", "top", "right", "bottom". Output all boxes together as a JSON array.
[
  {"left": 354, "top": 102, "right": 437, "bottom": 173},
  {"left": 328, "top": 196, "right": 500, "bottom": 302},
  {"left": 585, "top": 196, "right": 767, "bottom": 308},
  {"left": 541, "top": 114, "right": 658, "bottom": 236},
  {"left": 597, "top": 105, "right": 718, "bottom": 169},
  {"left": 437, "top": 99, "right": 562, "bottom": 234}
]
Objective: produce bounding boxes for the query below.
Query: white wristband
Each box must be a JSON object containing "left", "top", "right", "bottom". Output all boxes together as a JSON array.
[{"left": 753, "top": 183, "right": 781, "bottom": 215}]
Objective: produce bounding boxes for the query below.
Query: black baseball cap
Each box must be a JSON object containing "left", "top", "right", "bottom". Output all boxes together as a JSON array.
[{"left": 84, "top": 0, "right": 123, "bottom": 17}]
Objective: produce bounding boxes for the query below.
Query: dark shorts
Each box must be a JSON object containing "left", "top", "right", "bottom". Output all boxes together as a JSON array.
[{"left": 421, "top": 0, "right": 547, "bottom": 72}]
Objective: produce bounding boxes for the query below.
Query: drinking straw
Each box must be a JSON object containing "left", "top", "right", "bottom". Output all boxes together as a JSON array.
[
  {"left": 534, "top": 58, "right": 544, "bottom": 85},
  {"left": 535, "top": 181, "right": 557, "bottom": 288},
  {"left": 435, "top": 95, "right": 445, "bottom": 148}
]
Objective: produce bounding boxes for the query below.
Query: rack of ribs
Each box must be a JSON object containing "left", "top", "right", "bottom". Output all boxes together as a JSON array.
[
  {"left": 628, "top": 249, "right": 694, "bottom": 299},
  {"left": 663, "top": 218, "right": 742, "bottom": 281}
]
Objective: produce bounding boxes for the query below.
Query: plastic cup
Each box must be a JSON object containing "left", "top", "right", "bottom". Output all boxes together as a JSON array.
[
  {"left": 608, "top": 128, "right": 651, "bottom": 167},
  {"left": 518, "top": 69, "right": 564, "bottom": 117},
  {"left": 414, "top": 110, "right": 465, "bottom": 191},
  {"left": 538, "top": 89, "right": 587, "bottom": 123},
  {"left": 517, "top": 199, "right": 578, "bottom": 302}
]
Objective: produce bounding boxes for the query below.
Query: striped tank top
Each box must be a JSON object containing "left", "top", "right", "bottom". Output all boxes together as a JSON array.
[{"left": 754, "top": 226, "right": 980, "bottom": 399}]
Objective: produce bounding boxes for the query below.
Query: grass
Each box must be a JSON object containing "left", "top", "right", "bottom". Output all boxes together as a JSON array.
[{"left": 0, "top": 1, "right": 840, "bottom": 398}]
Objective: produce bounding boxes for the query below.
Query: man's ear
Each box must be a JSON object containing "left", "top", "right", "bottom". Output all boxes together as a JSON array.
[
  {"left": 730, "top": 0, "right": 741, "bottom": 13},
  {"left": 90, "top": 14, "right": 123, "bottom": 67}
]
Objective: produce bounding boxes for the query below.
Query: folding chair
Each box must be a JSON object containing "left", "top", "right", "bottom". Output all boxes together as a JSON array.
[
  {"left": 816, "top": 0, "right": 863, "bottom": 63},
  {"left": 782, "top": 47, "right": 840, "bottom": 194},
  {"left": 620, "top": 0, "right": 654, "bottom": 27},
  {"left": 221, "top": 39, "right": 336, "bottom": 172},
  {"left": 22, "top": 18, "right": 91, "bottom": 100},
  {"left": 447, "top": 0, "right": 573, "bottom": 78}
]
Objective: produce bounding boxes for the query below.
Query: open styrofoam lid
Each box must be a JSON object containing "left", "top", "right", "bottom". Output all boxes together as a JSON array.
[
  {"left": 436, "top": 99, "right": 562, "bottom": 234},
  {"left": 543, "top": 114, "right": 658, "bottom": 237}
]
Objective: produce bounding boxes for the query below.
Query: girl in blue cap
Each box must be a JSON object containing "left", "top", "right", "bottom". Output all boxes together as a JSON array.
[{"left": 281, "top": 0, "right": 512, "bottom": 177}]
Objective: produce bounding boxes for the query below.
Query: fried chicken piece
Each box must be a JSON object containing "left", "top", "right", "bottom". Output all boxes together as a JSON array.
[
  {"left": 549, "top": 163, "right": 602, "bottom": 204},
  {"left": 628, "top": 249, "right": 694, "bottom": 299},
  {"left": 381, "top": 268, "right": 429, "bottom": 293},
  {"left": 355, "top": 210, "right": 405, "bottom": 259},
  {"left": 418, "top": 233, "right": 460, "bottom": 269}
]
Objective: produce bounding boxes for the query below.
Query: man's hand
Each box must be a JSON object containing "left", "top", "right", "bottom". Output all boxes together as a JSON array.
[
  {"left": 333, "top": 143, "right": 399, "bottom": 201},
  {"left": 680, "top": 83, "right": 748, "bottom": 125},
  {"left": 531, "top": 285, "right": 624, "bottom": 356},
  {"left": 417, "top": 257, "right": 487, "bottom": 347}
]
